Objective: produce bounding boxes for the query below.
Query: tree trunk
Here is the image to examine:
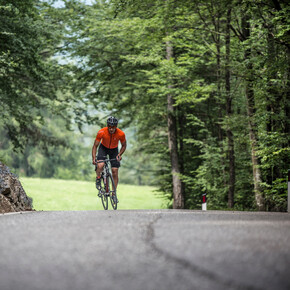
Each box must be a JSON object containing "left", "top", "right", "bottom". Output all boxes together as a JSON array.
[
  {"left": 266, "top": 28, "right": 276, "bottom": 185},
  {"left": 225, "top": 8, "right": 235, "bottom": 208},
  {"left": 214, "top": 10, "right": 227, "bottom": 190},
  {"left": 166, "top": 41, "right": 184, "bottom": 209},
  {"left": 242, "top": 15, "right": 265, "bottom": 210},
  {"left": 178, "top": 107, "right": 186, "bottom": 207},
  {"left": 246, "top": 91, "right": 265, "bottom": 210}
]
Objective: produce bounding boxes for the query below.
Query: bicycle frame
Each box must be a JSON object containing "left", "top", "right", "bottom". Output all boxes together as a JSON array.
[{"left": 97, "top": 158, "right": 115, "bottom": 179}]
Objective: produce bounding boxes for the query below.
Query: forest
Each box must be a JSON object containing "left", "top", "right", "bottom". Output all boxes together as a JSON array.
[{"left": 0, "top": 0, "right": 289, "bottom": 211}]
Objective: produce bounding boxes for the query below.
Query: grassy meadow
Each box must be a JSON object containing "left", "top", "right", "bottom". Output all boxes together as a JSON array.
[{"left": 20, "top": 177, "right": 167, "bottom": 211}]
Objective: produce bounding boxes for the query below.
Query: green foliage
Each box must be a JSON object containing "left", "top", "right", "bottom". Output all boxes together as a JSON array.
[
  {"left": 1, "top": 0, "right": 289, "bottom": 211},
  {"left": 263, "top": 178, "right": 288, "bottom": 212},
  {"left": 0, "top": 0, "right": 75, "bottom": 150},
  {"left": 57, "top": 0, "right": 289, "bottom": 211}
]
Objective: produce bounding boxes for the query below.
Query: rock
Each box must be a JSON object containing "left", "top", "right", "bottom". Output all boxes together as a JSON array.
[{"left": 0, "top": 162, "right": 33, "bottom": 213}]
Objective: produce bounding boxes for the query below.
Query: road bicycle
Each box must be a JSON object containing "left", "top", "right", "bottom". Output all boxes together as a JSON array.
[{"left": 96, "top": 158, "right": 118, "bottom": 210}]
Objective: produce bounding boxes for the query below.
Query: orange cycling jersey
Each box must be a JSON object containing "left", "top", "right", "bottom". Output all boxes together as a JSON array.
[{"left": 95, "top": 127, "right": 126, "bottom": 149}]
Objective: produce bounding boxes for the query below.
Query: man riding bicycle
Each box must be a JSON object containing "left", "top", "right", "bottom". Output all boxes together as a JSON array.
[{"left": 92, "top": 116, "right": 127, "bottom": 189}]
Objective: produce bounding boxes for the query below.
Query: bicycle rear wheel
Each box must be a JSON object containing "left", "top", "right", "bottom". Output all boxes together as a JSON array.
[
  {"left": 108, "top": 174, "right": 117, "bottom": 210},
  {"left": 100, "top": 177, "right": 108, "bottom": 210}
]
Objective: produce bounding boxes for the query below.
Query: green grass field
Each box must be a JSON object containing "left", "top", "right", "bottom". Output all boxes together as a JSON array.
[{"left": 20, "top": 177, "right": 167, "bottom": 211}]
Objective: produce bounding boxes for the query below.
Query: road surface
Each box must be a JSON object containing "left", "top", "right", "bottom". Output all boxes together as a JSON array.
[{"left": 0, "top": 210, "right": 290, "bottom": 290}]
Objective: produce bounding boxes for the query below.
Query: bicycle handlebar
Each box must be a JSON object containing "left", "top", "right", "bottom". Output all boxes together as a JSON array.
[{"left": 96, "top": 158, "right": 117, "bottom": 163}]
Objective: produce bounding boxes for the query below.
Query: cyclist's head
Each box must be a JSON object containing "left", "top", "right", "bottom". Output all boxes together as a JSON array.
[{"left": 107, "top": 116, "right": 118, "bottom": 127}]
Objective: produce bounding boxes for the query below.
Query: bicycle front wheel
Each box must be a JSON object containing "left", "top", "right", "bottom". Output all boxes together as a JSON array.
[
  {"left": 108, "top": 174, "right": 117, "bottom": 210},
  {"left": 100, "top": 177, "right": 108, "bottom": 210}
]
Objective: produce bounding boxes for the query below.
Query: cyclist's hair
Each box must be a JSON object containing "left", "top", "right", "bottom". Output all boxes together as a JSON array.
[{"left": 107, "top": 116, "right": 118, "bottom": 127}]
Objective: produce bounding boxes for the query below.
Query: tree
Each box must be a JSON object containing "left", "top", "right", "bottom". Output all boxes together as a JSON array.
[
  {"left": 0, "top": 0, "right": 73, "bottom": 150},
  {"left": 41, "top": 0, "right": 289, "bottom": 211}
]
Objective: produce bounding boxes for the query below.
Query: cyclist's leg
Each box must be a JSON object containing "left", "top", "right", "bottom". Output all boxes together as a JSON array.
[
  {"left": 109, "top": 147, "right": 120, "bottom": 188},
  {"left": 96, "top": 144, "right": 107, "bottom": 178},
  {"left": 96, "top": 163, "right": 105, "bottom": 178},
  {"left": 111, "top": 167, "right": 119, "bottom": 189}
]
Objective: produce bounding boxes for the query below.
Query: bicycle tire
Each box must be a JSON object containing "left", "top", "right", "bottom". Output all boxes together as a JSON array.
[
  {"left": 108, "top": 173, "right": 117, "bottom": 210},
  {"left": 100, "top": 177, "right": 108, "bottom": 210}
]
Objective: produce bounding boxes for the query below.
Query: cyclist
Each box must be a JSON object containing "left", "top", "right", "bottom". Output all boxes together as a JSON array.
[{"left": 92, "top": 116, "right": 127, "bottom": 189}]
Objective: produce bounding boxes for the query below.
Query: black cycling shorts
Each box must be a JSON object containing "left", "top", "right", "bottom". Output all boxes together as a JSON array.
[{"left": 96, "top": 143, "right": 120, "bottom": 168}]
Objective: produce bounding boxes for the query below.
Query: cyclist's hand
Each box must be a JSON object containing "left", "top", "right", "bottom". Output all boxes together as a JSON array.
[
  {"left": 116, "top": 154, "right": 122, "bottom": 162},
  {"left": 92, "top": 159, "right": 96, "bottom": 165}
]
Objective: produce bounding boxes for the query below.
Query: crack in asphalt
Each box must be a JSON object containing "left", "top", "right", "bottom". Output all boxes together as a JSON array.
[{"left": 145, "top": 213, "right": 262, "bottom": 290}]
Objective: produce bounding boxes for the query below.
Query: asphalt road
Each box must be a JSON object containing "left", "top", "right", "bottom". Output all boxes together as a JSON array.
[{"left": 0, "top": 210, "right": 290, "bottom": 290}]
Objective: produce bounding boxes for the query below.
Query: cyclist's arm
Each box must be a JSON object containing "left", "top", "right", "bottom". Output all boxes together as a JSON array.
[
  {"left": 92, "top": 139, "right": 100, "bottom": 164},
  {"left": 117, "top": 140, "right": 127, "bottom": 161}
]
